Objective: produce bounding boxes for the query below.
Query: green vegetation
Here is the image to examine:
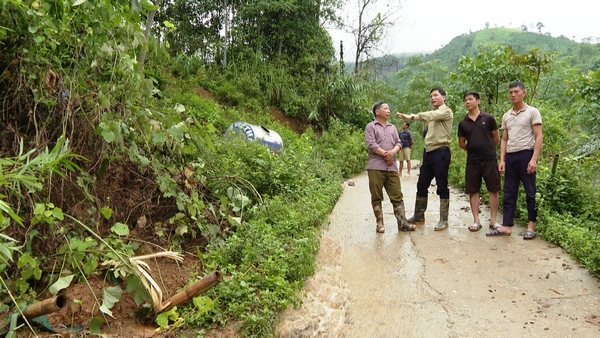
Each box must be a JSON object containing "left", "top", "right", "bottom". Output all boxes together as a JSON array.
[
  {"left": 1, "top": 1, "right": 600, "bottom": 337},
  {"left": 427, "top": 27, "right": 600, "bottom": 70},
  {"left": 364, "top": 27, "right": 600, "bottom": 84}
]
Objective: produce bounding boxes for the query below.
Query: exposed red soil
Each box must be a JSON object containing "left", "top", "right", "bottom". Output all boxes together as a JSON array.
[
  {"left": 268, "top": 107, "right": 309, "bottom": 134},
  {"left": 29, "top": 253, "right": 203, "bottom": 337}
]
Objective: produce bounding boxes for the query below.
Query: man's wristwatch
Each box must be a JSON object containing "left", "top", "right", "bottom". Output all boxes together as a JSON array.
[{"left": 411, "top": 115, "right": 414, "bottom": 120}]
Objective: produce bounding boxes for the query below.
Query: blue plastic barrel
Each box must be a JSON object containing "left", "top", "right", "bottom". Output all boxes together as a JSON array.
[{"left": 225, "top": 121, "right": 283, "bottom": 154}]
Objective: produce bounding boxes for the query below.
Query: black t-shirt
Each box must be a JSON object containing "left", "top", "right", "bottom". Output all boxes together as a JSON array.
[
  {"left": 457, "top": 112, "right": 498, "bottom": 162},
  {"left": 399, "top": 130, "right": 413, "bottom": 148}
]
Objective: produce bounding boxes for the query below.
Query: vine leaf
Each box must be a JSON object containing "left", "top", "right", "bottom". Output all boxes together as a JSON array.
[
  {"left": 99, "top": 286, "right": 122, "bottom": 318},
  {"left": 49, "top": 275, "right": 75, "bottom": 295},
  {"left": 111, "top": 222, "right": 130, "bottom": 236}
]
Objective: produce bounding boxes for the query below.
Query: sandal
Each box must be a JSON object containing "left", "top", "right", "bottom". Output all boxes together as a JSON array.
[
  {"left": 468, "top": 222, "right": 482, "bottom": 232},
  {"left": 485, "top": 229, "right": 511, "bottom": 236},
  {"left": 523, "top": 230, "right": 537, "bottom": 240},
  {"left": 489, "top": 222, "right": 501, "bottom": 230}
]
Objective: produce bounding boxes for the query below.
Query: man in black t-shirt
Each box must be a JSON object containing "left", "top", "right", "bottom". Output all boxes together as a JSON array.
[
  {"left": 457, "top": 91, "right": 501, "bottom": 232},
  {"left": 398, "top": 122, "right": 414, "bottom": 176}
]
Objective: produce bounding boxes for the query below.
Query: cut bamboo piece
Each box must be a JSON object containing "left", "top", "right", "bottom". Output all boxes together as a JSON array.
[
  {"left": 21, "top": 295, "right": 68, "bottom": 319},
  {"left": 159, "top": 270, "right": 223, "bottom": 313}
]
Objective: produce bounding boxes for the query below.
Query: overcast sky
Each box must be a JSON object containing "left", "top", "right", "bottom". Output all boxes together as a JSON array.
[{"left": 329, "top": 0, "right": 600, "bottom": 60}]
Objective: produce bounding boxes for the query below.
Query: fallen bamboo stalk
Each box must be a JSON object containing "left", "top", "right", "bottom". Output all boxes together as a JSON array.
[
  {"left": 21, "top": 295, "right": 68, "bottom": 319},
  {"left": 159, "top": 270, "right": 222, "bottom": 313}
]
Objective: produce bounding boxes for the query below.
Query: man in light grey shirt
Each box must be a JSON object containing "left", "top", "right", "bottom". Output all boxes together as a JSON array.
[{"left": 486, "top": 81, "right": 543, "bottom": 240}]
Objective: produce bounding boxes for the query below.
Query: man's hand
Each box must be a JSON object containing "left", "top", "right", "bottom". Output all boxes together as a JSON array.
[
  {"left": 383, "top": 150, "right": 395, "bottom": 165},
  {"left": 396, "top": 112, "right": 409, "bottom": 120},
  {"left": 527, "top": 159, "right": 538, "bottom": 174}
]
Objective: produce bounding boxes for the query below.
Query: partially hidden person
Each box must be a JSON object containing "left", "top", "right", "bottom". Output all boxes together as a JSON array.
[
  {"left": 486, "top": 81, "right": 543, "bottom": 240},
  {"left": 365, "top": 101, "right": 416, "bottom": 233},
  {"left": 457, "top": 91, "right": 501, "bottom": 232},
  {"left": 398, "top": 122, "right": 414, "bottom": 176},
  {"left": 397, "top": 87, "right": 453, "bottom": 231}
]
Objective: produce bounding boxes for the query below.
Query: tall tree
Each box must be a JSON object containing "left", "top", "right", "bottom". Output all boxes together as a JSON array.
[
  {"left": 395, "top": 56, "right": 450, "bottom": 113},
  {"left": 536, "top": 22, "right": 544, "bottom": 33},
  {"left": 153, "top": 0, "right": 222, "bottom": 58},
  {"left": 154, "top": 0, "right": 341, "bottom": 68},
  {"left": 342, "top": 0, "right": 404, "bottom": 75},
  {"left": 451, "top": 45, "right": 555, "bottom": 112}
]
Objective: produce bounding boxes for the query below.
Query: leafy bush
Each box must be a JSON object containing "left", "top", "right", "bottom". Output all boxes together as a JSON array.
[
  {"left": 448, "top": 140, "right": 467, "bottom": 191},
  {"left": 312, "top": 119, "right": 368, "bottom": 179},
  {"left": 537, "top": 211, "right": 600, "bottom": 273},
  {"left": 164, "top": 89, "right": 228, "bottom": 128},
  {"left": 537, "top": 156, "right": 600, "bottom": 220},
  {"left": 170, "top": 54, "right": 207, "bottom": 79},
  {"left": 169, "top": 112, "right": 364, "bottom": 336}
]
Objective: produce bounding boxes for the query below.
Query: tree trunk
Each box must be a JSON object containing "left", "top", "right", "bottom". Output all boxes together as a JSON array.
[
  {"left": 223, "top": 3, "right": 229, "bottom": 69},
  {"left": 139, "top": 9, "right": 157, "bottom": 73}
]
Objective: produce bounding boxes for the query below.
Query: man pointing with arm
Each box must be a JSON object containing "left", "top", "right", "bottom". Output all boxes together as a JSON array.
[{"left": 397, "top": 87, "right": 453, "bottom": 231}]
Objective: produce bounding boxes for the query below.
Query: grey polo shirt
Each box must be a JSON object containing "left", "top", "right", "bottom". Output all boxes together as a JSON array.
[{"left": 501, "top": 105, "right": 542, "bottom": 153}]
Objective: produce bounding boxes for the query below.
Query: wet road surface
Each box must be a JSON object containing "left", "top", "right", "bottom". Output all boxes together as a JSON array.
[{"left": 277, "top": 165, "right": 600, "bottom": 337}]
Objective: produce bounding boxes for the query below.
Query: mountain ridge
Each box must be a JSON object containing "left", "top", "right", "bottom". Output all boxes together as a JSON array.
[{"left": 348, "top": 27, "right": 600, "bottom": 74}]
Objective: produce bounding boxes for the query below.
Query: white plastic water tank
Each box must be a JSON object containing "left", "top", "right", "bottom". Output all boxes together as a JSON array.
[{"left": 225, "top": 121, "right": 283, "bottom": 154}]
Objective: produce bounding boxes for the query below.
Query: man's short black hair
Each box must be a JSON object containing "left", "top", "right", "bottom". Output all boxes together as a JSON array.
[
  {"left": 403, "top": 122, "right": 410, "bottom": 128},
  {"left": 372, "top": 101, "right": 387, "bottom": 116},
  {"left": 464, "top": 91, "right": 480, "bottom": 100},
  {"left": 509, "top": 81, "right": 525, "bottom": 90},
  {"left": 430, "top": 87, "right": 446, "bottom": 96}
]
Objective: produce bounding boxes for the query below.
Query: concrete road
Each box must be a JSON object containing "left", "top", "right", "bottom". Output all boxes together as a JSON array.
[{"left": 277, "top": 164, "right": 600, "bottom": 337}]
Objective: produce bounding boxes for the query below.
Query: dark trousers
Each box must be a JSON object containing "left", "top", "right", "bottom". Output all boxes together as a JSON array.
[
  {"left": 503, "top": 149, "right": 537, "bottom": 226},
  {"left": 417, "top": 146, "right": 451, "bottom": 199}
]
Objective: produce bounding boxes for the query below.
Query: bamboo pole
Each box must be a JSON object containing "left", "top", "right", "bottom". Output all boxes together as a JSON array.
[
  {"left": 21, "top": 295, "right": 68, "bottom": 319},
  {"left": 159, "top": 270, "right": 222, "bottom": 313}
]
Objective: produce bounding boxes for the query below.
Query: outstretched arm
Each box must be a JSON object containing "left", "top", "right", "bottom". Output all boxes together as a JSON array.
[{"left": 396, "top": 112, "right": 422, "bottom": 121}]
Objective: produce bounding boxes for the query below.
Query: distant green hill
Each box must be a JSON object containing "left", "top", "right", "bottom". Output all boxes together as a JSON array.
[
  {"left": 354, "top": 27, "right": 600, "bottom": 77},
  {"left": 425, "top": 27, "right": 600, "bottom": 70}
]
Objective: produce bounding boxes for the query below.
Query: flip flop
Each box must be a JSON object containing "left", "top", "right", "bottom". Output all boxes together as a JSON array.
[
  {"left": 485, "top": 229, "right": 511, "bottom": 236},
  {"left": 489, "top": 222, "right": 502, "bottom": 230},
  {"left": 468, "top": 223, "right": 482, "bottom": 232},
  {"left": 523, "top": 230, "right": 537, "bottom": 240}
]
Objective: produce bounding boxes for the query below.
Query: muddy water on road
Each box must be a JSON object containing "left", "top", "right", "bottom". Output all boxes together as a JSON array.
[{"left": 277, "top": 168, "right": 600, "bottom": 337}]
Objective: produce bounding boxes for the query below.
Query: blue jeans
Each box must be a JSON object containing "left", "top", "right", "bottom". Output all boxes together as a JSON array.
[
  {"left": 417, "top": 146, "right": 450, "bottom": 199},
  {"left": 503, "top": 150, "right": 537, "bottom": 226}
]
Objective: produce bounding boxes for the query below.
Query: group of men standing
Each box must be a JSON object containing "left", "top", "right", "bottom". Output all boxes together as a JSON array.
[{"left": 364, "top": 81, "right": 543, "bottom": 240}]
